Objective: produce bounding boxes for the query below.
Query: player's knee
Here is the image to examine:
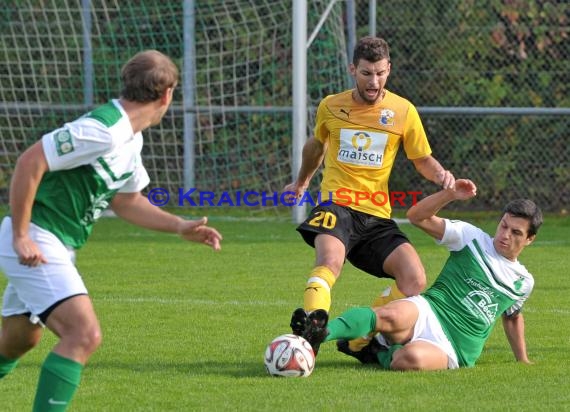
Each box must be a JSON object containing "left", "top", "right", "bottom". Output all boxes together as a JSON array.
[
  {"left": 375, "top": 305, "right": 402, "bottom": 329},
  {"left": 20, "top": 333, "right": 42, "bottom": 353},
  {"left": 83, "top": 325, "right": 103, "bottom": 354},
  {"left": 0, "top": 325, "right": 43, "bottom": 358},
  {"left": 390, "top": 348, "right": 423, "bottom": 371},
  {"left": 396, "top": 269, "right": 426, "bottom": 296},
  {"left": 65, "top": 324, "right": 103, "bottom": 356},
  {"left": 411, "top": 273, "right": 427, "bottom": 294},
  {"left": 0, "top": 334, "right": 41, "bottom": 359}
]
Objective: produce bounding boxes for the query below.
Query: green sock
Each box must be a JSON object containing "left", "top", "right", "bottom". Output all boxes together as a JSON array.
[
  {"left": 32, "top": 352, "right": 83, "bottom": 412},
  {"left": 377, "top": 344, "right": 403, "bottom": 369},
  {"left": 324, "top": 307, "right": 377, "bottom": 342},
  {"left": 0, "top": 353, "right": 19, "bottom": 379}
]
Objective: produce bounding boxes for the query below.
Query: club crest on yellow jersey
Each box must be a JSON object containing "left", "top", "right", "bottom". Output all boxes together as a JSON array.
[{"left": 379, "top": 109, "right": 395, "bottom": 126}]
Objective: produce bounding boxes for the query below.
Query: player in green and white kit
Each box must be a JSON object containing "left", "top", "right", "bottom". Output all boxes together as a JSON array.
[
  {"left": 0, "top": 50, "right": 222, "bottom": 410},
  {"left": 303, "top": 179, "right": 542, "bottom": 370}
]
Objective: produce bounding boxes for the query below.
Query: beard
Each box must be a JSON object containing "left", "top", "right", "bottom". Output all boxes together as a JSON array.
[{"left": 354, "top": 84, "right": 382, "bottom": 105}]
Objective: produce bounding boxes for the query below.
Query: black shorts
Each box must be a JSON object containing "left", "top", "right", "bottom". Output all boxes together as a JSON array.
[{"left": 296, "top": 203, "right": 410, "bottom": 279}]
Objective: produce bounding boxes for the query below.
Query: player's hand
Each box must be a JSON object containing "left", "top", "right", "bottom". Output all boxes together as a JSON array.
[
  {"left": 13, "top": 236, "right": 48, "bottom": 267},
  {"left": 453, "top": 179, "right": 477, "bottom": 200},
  {"left": 178, "top": 217, "right": 222, "bottom": 251},
  {"left": 282, "top": 182, "right": 307, "bottom": 203},
  {"left": 436, "top": 170, "right": 455, "bottom": 190}
]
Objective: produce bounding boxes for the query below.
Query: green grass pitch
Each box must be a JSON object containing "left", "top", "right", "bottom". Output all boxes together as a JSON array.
[{"left": 1, "top": 213, "right": 569, "bottom": 411}]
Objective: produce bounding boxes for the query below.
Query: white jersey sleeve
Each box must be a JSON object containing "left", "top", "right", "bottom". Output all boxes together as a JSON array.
[
  {"left": 438, "top": 219, "right": 483, "bottom": 251},
  {"left": 42, "top": 119, "right": 113, "bottom": 171}
]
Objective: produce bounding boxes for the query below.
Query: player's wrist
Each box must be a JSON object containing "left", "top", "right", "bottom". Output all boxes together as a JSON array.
[{"left": 294, "top": 180, "right": 309, "bottom": 192}]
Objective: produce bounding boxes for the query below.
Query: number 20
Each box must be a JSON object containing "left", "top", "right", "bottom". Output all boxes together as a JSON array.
[{"left": 308, "top": 211, "right": 337, "bottom": 229}]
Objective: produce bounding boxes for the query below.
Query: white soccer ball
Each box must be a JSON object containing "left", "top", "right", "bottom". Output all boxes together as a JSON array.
[{"left": 264, "top": 334, "right": 315, "bottom": 377}]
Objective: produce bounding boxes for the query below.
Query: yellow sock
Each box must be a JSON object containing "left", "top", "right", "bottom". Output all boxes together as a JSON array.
[
  {"left": 371, "top": 283, "right": 406, "bottom": 307},
  {"left": 303, "top": 266, "right": 336, "bottom": 313},
  {"left": 347, "top": 284, "right": 406, "bottom": 352},
  {"left": 347, "top": 335, "right": 376, "bottom": 352}
]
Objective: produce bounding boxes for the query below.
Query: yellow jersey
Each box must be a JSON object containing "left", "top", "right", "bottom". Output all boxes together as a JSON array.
[{"left": 314, "top": 89, "right": 432, "bottom": 218}]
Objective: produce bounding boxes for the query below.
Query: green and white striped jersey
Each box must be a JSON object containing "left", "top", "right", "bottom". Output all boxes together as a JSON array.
[
  {"left": 423, "top": 219, "right": 534, "bottom": 367},
  {"left": 32, "top": 100, "right": 150, "bottom": 248}
]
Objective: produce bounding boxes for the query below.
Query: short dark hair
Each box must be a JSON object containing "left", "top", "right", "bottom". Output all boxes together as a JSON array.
[
  {"left": 120, "top": 50, "right": 179, "bottom": 102},
  {"left": 352, "top": 36, "right": 390, "bottom": 66},
  {"left": 503, "top": 199, "right": 543, "bottom": 237}
]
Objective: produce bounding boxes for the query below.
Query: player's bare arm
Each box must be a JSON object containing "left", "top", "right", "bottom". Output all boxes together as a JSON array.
[
  {"left": 412, "top": 155, "right": 455, "bottom": 189},
  {"left": 283, "top": 137, "right": 326, "bottom": 198},
  {"left": 9, "top": 141, "right": 49, "bottom": 266},
  {"left": 407, "top": 179, "right": 477, "bottom": 240},
  {"left": 111, "top": 192, "right": 222, "bottom": 250},
  {"left": 502, "top": 312, "right": 532, "bottom": 364}
]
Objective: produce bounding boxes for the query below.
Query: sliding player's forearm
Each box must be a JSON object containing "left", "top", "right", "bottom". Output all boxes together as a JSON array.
[{"left": 407, "top": 189, "right": 455, "bottom": 224}]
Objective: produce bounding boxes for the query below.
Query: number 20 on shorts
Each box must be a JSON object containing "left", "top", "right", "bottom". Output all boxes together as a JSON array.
[{"left": 308, "top": 211, "right": 337, "bottom": 229}]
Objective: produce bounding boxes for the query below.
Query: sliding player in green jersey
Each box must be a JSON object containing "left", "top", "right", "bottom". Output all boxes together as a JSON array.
[
  {"left": 303, "top": 179, "right": 542, "bottom": 370},
  {"left": 0, "top": 50, "right": 222, "bottom": 411}
]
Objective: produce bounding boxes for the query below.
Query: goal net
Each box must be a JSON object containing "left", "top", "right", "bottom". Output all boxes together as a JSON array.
[{"left": 0, "top": 0, "right": 348, "bottom": 218}]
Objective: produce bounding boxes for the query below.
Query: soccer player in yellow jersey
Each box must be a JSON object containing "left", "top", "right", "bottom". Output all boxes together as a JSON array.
[{"left": 284, "top": 36, "right": 455, "bottom": 348}]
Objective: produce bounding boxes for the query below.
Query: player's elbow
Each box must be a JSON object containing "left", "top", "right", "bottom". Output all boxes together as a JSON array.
[
  {"left": 406, "top": 208, "right": 421, "bottom": 226},
  {"left": 406, "top": 208, "right": 428, "bottom": 231}
]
